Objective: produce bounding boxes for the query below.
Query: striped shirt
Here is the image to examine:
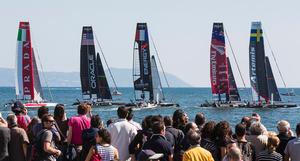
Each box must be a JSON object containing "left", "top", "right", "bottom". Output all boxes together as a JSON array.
[
  {"left": 257, "top": 150, "right": 282, "bottom": 161},
  {"left": 96, "top": 144, "right": 115, "bottom": 161}
]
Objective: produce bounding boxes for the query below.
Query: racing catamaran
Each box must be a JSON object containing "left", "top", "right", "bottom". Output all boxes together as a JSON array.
[
  {"left": 131, "top": 23, "right": 179, "bottom": 108},
  {"left": 14, "top": 21, "right": 57, "bottom": 108},
  {"left": 248, "top": 22, "right": 296, "bottom": 108}
]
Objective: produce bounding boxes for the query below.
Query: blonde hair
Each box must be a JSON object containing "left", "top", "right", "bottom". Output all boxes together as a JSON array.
[{"left": 267, "top": 133, "right": 280, "bottom": 151}]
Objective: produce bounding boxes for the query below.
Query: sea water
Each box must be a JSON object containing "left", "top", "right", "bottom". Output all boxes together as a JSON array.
[{"left": 0, "top": 87, "right": 299, "bottom": 131}]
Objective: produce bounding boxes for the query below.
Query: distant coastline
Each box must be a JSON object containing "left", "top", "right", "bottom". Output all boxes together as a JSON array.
[{"left": 0, "top": 67, "right": 191, "bottom": 87}]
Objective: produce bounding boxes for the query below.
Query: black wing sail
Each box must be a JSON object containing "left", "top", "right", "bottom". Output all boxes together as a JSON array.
[
  {"left": 80, "top": 26, "right": 98, "bottom": 100},
  {"left": 265, "top": 56, "right": 281, "bottom": 101},
  {"left": 249, "top": 22, "right": 269, "bottom": 102},
  {"left": 96, "top": 53, "right": 112, "bottom": 100},
  {"left": 227, "top": 57, "right": 241, "bottom": 101},
  {"left": 133, "top": 23, "right": 153, "bottom": 101}
]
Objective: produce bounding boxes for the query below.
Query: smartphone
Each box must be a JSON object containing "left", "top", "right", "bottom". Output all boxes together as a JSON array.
[{"left": 0, "top": 112, "right": 2, "bottom": 118}]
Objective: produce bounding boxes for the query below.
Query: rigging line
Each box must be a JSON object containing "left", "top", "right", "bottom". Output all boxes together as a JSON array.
[
  {"left": 31, "top": 29, "right": 54, "bottom": 101},
  {"left": 224, "top": 29, "right": 246, "bottom": 88},
  {"left": 94, "top": 33, "right": 119, "bottom": 90},
  {"left": 263, "top": 29, "right": 287, "bottom": 88},
  {"left": 149, "top": 33, "right": 170, "bottom": 88}
]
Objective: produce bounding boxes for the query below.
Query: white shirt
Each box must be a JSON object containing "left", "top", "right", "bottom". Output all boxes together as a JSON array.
[
  {"left": 129, "top": 120, "right": 142, "bottom": 130},
  {"left": 108, "top": 119, "right": 137, "bottom": 161}
]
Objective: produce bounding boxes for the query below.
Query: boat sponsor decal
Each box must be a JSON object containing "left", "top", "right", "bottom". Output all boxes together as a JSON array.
[
  {"left": 22, "top": 40, "right": 34, "bottom": 100},
  {"left": 88, "top": 54, "right": 97, "bottom": 89},
  {"left": 141, "top": 43, "right": 149, "bottom": 75}
]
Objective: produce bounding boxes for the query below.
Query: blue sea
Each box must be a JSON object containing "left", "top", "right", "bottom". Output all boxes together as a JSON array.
[{"left": 0, "top": 87, "right": 300, "bottom": 131}]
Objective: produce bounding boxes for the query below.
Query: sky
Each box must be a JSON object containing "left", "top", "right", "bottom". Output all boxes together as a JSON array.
[{"left": 0, "top": 0, "right": 299, "bottom": 87}]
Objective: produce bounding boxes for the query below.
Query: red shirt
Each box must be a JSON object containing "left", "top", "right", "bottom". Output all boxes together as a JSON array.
[
  {"left": 17, "top": 115, "right": 31, "bottom": 131},
  {"left": 68, "top": 115, "right": 90, "bottom": 145}
]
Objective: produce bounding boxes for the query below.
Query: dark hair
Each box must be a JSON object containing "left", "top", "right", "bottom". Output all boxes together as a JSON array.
[
  {"left": 98, "top": 129, "right": 111, "bottom": 144},
  {"left": 195, "top": 112, "right": 205, "bottom": 127},
  {"left": 106, "top": 119, "right": 113, "bottom": 127},
  {"left": 296, "top": 123, "right": 300, "bottom": 136},
  {"left": 241, "top": 116, "right": 251, "bottom": 130},
  {"left": 91, "top": 115, "right": 102, "bottom": 128},
  {"left": 214, "top": 121, "right": 232, "bottom": 142},
  {"left": 201, "top": 121, "right": 216, "bottom": 139},
  {"left": 38, "top": 106, "right": 49, "bottom": 119},
  {"left": 54, "top": 104, "right": 65, "bottom": 121},
  {"left": 77, "top": 103, "right": 88, "bottom": 115},
  {"left": 151, "top": 115, "right": 163, "bottom": 123},
  {"left": 172, "top": 109, "right": 186, "bottom": 129},
  {"left": 126, "top": 108, "right": 133, "bottom": 121},
  {"left": 152, "top": 121, "right": 165, "bottom": 134},
  {"left": 142, "top": 115, "right": 153, "bottom": 130},
  {"left": 184, "top": 122, "right": 197, "bottom": 134},
  {"left": 187, "top": 130, "right": 201, "bottom": 146},
  {"left": 164, "top": 116, "right": 173, "bottom": 126},
  {"left": 117, "top": 106, "right": 129, "bottom": 118},
  {"left": 41, "top": 114, "right": 54, "bottom": 128},
  {"left": 235, "top": 123, "right": 246, "bottom": 137}
]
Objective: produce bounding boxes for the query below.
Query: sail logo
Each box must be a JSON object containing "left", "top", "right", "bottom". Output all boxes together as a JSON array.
[
  {"left": 250, "top": 46, "right": 257, "bottom": 84},
  {"left": 211, "top": 44, "right": 225, "bottom": 55},
  {"left": 141, "top": 43, "right": 149, "bottom": 75},
  {"left": 88, "top": 55, "right": 97, "bottom": 89},
  {"left": 22, "top": 41, "right": 32, "bottom": 98},
  {"left": 211, "top": 50, "right": 217, "bottom": 85}
]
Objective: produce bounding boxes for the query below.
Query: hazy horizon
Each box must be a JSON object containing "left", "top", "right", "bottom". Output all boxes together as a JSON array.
[{"left": 1, "top": 0, "right": 299, "bottom": 87}]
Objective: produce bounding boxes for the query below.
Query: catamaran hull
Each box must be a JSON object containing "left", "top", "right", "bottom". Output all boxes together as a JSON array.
[
  {"left": 24, "top": 102, "right": 57, "bottom": 108},
  {"left": 200, "top": 101, "right": 247, "bottom": 108},
  {"left": 125, "top": 102, "right": 179, "bottom": 108},
  {"left": 200, "top": 101, "right": 297, "bottom": 108}
]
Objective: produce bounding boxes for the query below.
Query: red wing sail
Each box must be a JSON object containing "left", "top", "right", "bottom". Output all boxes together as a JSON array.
[
  {"left": 16, "top": 22, "right": 35, "bottom": 100},
  {"left": 210, "top": 23, "right": 229, "bottom": 96}
]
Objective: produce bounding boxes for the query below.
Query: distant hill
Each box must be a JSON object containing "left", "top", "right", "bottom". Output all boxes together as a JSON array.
[{"left": 0, "top": 67, "right": 191, "bottom": 87}]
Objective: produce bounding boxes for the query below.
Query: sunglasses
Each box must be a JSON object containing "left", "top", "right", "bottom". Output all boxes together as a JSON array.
[{"left": 46, "top": 120, "right": 55, "bottom": 123}]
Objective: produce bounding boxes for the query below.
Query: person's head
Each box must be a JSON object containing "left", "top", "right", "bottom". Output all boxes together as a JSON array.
[
  {"left": 184, "top": 122, "right": 199, "bottom": 134},
  {"left": 152, "top": 121, "right": 165, "bottom": 135},
  {"left": 235, "top": 123, "right": 246, "bottom": 138},
  {"left": 172, "top": 109, "right": 188, "bottom": 129},
  {"left": 41, "top": 114, "right": 55, "bottom": 129},
  {"left": 296, "top": 123, "right": 300, "bottom": 137},
  {"left": 227, "top": 147, "right": 242, "bottom": 161},
  {"left": 54, "top": 104, "right": 65, "bottom": 121},
  {"left": 201, "top": 121, "right": 216, "bottom": 139},
  {"left": 186, "top": 130, "right": 201, "bottom": 146},
  {"left": 142, "top": 115, "right": 153, "bottom": 130},
  {"left": 11, "top": 101, "right": 24, "bottom": 115},
  {"left": 277, "top": 120, "right": 290, "bottom": 134},
  {"left": 241, "top": 116, "right": 252, "bottom": 130},
  {"left": 77, "top": 103, "right": 89, "bottom": 115},
  {"left": 267, "top": 132, "right": 280, "bottom": 152},
  {"left": 215, "top": 121, "right": 232, "bottom": 140},
  {"left": 91, "top": 114, "right": 103, "bottom": 128},
  {"left": 106, "top": 119, "right": 113, "bottom": 127},
  {"left": 6, "top": 114, "right": 18, "bottom": 128},
  {"left": 97, "top": 128, "right": 111, "bottom": 144},
  {"left": 38, "top": 106, "right": 49, "bottom": 119},
  {"left": 195, "top": 112, "right": 205, "bottom": 127},
  {"left": 117, "top": 106, "right": 129, "bottom": 119},
  {"left": 250, "top": 122, "right": 267, "bottom": 135},
  {"left": 164, "top": 116, "right": 173, "bottom": 127},
  {"left": 151, "top": 115, "right": 163, "bottom": 123},
  {"left": 126, "top": 108, "right": 134, "bottom": 121}
]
